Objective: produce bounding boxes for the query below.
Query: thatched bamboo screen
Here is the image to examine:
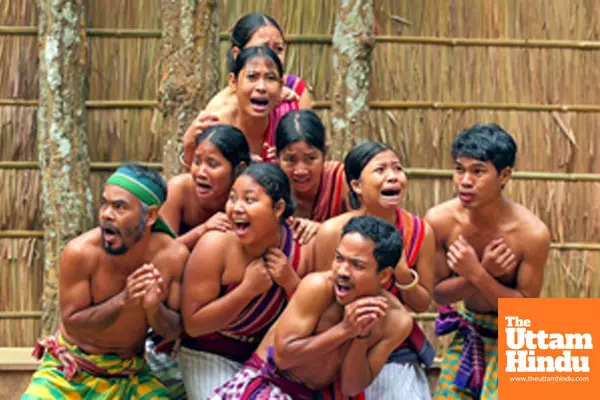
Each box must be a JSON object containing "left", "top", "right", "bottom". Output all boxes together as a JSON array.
[{"left": 1, "top": 0, "right": 599, "bottom": 350}]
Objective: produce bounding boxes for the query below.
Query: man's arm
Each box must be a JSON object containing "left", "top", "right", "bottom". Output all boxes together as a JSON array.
[
  {"left": 471, "top": 225, "right": 550, "bottom": 305},
  {"left": 145, "top": 243, "right": 189, "bottom": 341},
  {"left": 394, "top": 222, "right": 435, "bottom": 312},
  {"left": 340, "top": 307, "right": 413, "bottom": 396},
  {"left": 424, "top": 209, "right": 478, "bottom": 305},
  {"left": 274, "top": 273, "right": 353, "bottom": 370},
  {"left": 60, "top": 241, "right": 127, "bottom": 332}
]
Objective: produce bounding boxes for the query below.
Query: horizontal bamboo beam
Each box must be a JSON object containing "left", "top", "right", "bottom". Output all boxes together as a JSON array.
[
  {"left": 3, "top": 26, "right": 600, "bottom": 50},
  {"left": 0, "top": 311, "right": 41, "bottom": 319},
  {"left": 407, "top": 168, "right": 600, "bottom": 182},
  {"left": 0, "top": 161, "right": 162, "bottom": 171},
  {"left": 0, "top": 229, "right": 597, "bottom": 251},
  {"left": 314, "top": 100, "right": 600, "bottom": 112},
  {"left": 2, "top": 162, "right": 600, "bottom": 182},
  {"left": 4, "top": 98, "right": 600, "bottom": 113}
]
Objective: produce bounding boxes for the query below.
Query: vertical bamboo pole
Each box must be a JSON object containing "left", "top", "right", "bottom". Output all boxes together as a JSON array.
[
  {"left": 159, "top": 0, "right": 220, "bottom": 179},
  {"left": 38, "top": 0, "right": 93, "bottom": 335},
  {"left": 330, "top": 0, "right": 375, "bottom": 159}
]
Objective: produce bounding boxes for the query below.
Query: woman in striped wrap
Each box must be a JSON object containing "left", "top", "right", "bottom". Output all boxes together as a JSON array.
[
  {"left": 179, "top": 163, "right": 315, "bottom": 400},
  {"left": 312, "top": 141, "right": 437, "bottom": 399},
  {"left": 182, "top": 13, "right": 312, "bottom": 166},
  {"left": 275, "top": 110, "right": 350, "bottom": 245}
]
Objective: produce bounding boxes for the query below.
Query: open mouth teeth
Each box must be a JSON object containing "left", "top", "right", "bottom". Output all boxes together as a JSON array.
[
  {"left": 234, "top": 221, "right": 251, "bottom": 229},
  {"left": 102, "top": 226, "right": 117, "bottom": 235},
  {"left": 196, "top": 182, "right": 211, "bottom": 190},
  {"left": 250, "top": 98, "right": 269, "bottom": 107},
  {"left": 381, "top": 189, "right": 400, "bottom": 196}
]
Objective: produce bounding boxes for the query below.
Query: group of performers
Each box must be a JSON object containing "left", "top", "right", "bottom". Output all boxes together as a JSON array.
[{"left": 21, "top": 12, "right": 551, "bottom": 400}]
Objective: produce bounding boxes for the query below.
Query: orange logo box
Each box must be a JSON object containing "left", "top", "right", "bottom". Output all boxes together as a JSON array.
[{"left": 499, "top": 298, "right": 600, "bottom": 399}]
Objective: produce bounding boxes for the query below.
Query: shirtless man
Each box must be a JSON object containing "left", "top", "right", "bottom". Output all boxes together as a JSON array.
[
  {"left": 425, "top": 123, "right": 550, "bottom": 399},
  {"left": 210, "top": 215, "right": 414, "bottom": 399},
  {"left": 22, "top": 164, "right": 189, "bottom": 400}
]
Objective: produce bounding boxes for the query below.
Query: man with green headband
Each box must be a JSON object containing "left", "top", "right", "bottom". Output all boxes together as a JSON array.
[{"left": 22, "top": 163, "right": 189, "bottom": 399}]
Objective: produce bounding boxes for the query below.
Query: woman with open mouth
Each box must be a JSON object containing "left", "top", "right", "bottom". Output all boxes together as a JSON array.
[
  {"left": 179, "top": 163, "right": 314, "bottom": 400},
  {"left": 312, "top": 140, "right": 436, "bottom": 399},
  {"left": 143, "top": 124, "right": 251, "bottom": 398},
  {"left": 158, "top": 125, "right": 251, "bottom": 250},
  {"left": 275, "top": 109, "right": 350, "bottom": 244}
]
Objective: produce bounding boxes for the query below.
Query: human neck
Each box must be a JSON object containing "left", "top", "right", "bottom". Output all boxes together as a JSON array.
[
  {"left": 464, "top": 195, "right": 508, "bottom": 226},
  {"left": 243, "top": 224, "right": 283, "bottom": 259},
  {"left": 236, "top": 112, "right": 270, "bottom": 156},
  {"left": 359, "top": 204, "right": 399, "bottom": 226}
]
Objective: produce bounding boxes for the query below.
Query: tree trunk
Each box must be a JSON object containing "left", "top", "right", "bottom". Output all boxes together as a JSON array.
[
  {"left": 330, "top": 0, "right": 375, "bottom": 160},
  {"left": 38, "top": 0, "right": 93, "bottom": 335},
  {"left": 159, "top": 0, "right": 220, "bottom": 179}
]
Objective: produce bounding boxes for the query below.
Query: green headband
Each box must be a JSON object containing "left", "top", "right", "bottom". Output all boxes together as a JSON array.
[{"left": 105, "top": 171, "right": 176, "bottom": 238}]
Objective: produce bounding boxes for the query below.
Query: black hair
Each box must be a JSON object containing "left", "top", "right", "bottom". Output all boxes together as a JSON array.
[
  {"left": 227, "top": 12, "right": 284, "bottom": 72},
  {"left": 344, "top": 140, "right": 396, "bottom": 209},
  {"left": 275, "top": 110, "right": 326, "bottom": 156},
  {"left": 195, "top": 125, "right": 251, "bottom": 177},
  {"left": 240, "top": 163, "right": 296, "bottom": 220},
  {"left": 451, "top": 123, "right": 517, "bottom": 173},
  {"left": 231, "top": 46, "right": 284, "bottom": 80},
  {"left": 118, "top": 163, "right": 168, "bottom": 204},
  {"left": 342, "top": 215, "right": 403, "bottom": 272}
]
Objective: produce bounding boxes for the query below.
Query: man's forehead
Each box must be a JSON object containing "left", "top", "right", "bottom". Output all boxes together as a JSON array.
[
  {"left": 455, "top": 157, "right": 491, "bottom": 167},
  {"left": 338, "top": 232, "right": 376, "bottom": 261}
]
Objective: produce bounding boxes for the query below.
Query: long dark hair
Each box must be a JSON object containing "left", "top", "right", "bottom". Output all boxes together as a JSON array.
[
  {"left": 344, "top": 141, "right": 395, "bottom": 209},
  {"left": 195, "top": 125, "right": 251, "bottom": 177},
  {"left": 275, "top": 110, "right": 326, "bottom": 156},
  {"left": 240, "top": 163, "right": 296, "bottom": 220},
  {"left": 227, "top": 13, "right": 284, "bottom": 72}
]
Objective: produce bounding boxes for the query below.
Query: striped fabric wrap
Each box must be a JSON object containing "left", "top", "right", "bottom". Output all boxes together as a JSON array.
[
  {"left": 22, "top": 333, "right": 167, "bottom": 399},
  {"left": 434, "top": 306, "right": 498, "bottom": 399},
  {"left": 311, "top": 161, "right": 347, "bottom": 222}
]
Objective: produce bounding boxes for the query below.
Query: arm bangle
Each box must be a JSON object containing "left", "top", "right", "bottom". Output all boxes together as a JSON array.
[{"left": 394, "top": 269, "right": 420, "bottom": 291}]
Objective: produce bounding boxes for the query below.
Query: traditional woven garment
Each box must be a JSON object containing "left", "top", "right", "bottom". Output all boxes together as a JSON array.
[
  {"left": 22, "top": 333, "right": 167, "bottom": 399},
  {"left": 434, "top": 305, "right": 499, "bottom": 399}
]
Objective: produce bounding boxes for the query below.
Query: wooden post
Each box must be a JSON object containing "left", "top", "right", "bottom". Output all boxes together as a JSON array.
[
  {"left": 38, "top": 0, "right": 93, "bottom": 335},
  {"left": 159, "top": 0, "right": 220, "bottom": 179},
  {"left": 330, "top": 0, "right": 375, "bottom": 160}
]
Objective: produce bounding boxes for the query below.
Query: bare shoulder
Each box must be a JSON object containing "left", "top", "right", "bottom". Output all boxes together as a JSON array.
[
  {"left": 152, "top": 234, "right": 190, "bottom": 275},
  {"left": 60, "top": 229, "right": 102, "bottom": 273},
  {"left": 292, "top": 271, "right": 334, "bottom": 308},
  {"left": 424, "top": 198, "right": 461, "bottom": 241},
  {"left": 318, "top": 212, "right": 356, "bottom": 239},
  {"left": 511, "top": 202, "right": 550, "bottom": 247},
  {"left": 167, "top": 173, "right": 192, "bottom": 193}
]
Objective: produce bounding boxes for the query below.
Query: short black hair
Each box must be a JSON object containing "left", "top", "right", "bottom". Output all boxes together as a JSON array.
[
  {"left": 275, "top": 110, "right": 326, "bottom": 156},
  {"left": 195, "top": 125, "right": 251, "bottom": 178},
  {"left": 240, "top": 163, "right": 296, "bottom": 220},
  {"left": 341, "top": 215, "right": 403, "bottom": 272},
  {"left": 451, "top": 123, "right": 517, "bottom": 173},
  {"left": 118, "top": 163, "right": 167, "bottom": 203},
  {"left": 227, "top": 12, "right": 284, "bottom": 72}
]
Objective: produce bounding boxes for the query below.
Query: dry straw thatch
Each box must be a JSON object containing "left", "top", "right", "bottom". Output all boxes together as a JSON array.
[{"left": 0, "top": 0, "right": 598, "bottom": 348}]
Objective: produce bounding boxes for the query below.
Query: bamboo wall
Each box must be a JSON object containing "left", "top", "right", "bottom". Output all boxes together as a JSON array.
[{"left": 0, "top": 0, "right": 598, "bottom": 348}]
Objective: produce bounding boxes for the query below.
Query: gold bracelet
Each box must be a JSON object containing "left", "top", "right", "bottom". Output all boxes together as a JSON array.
[{"left": 394, "top": 269, "right": 420, "bottom": 291}]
